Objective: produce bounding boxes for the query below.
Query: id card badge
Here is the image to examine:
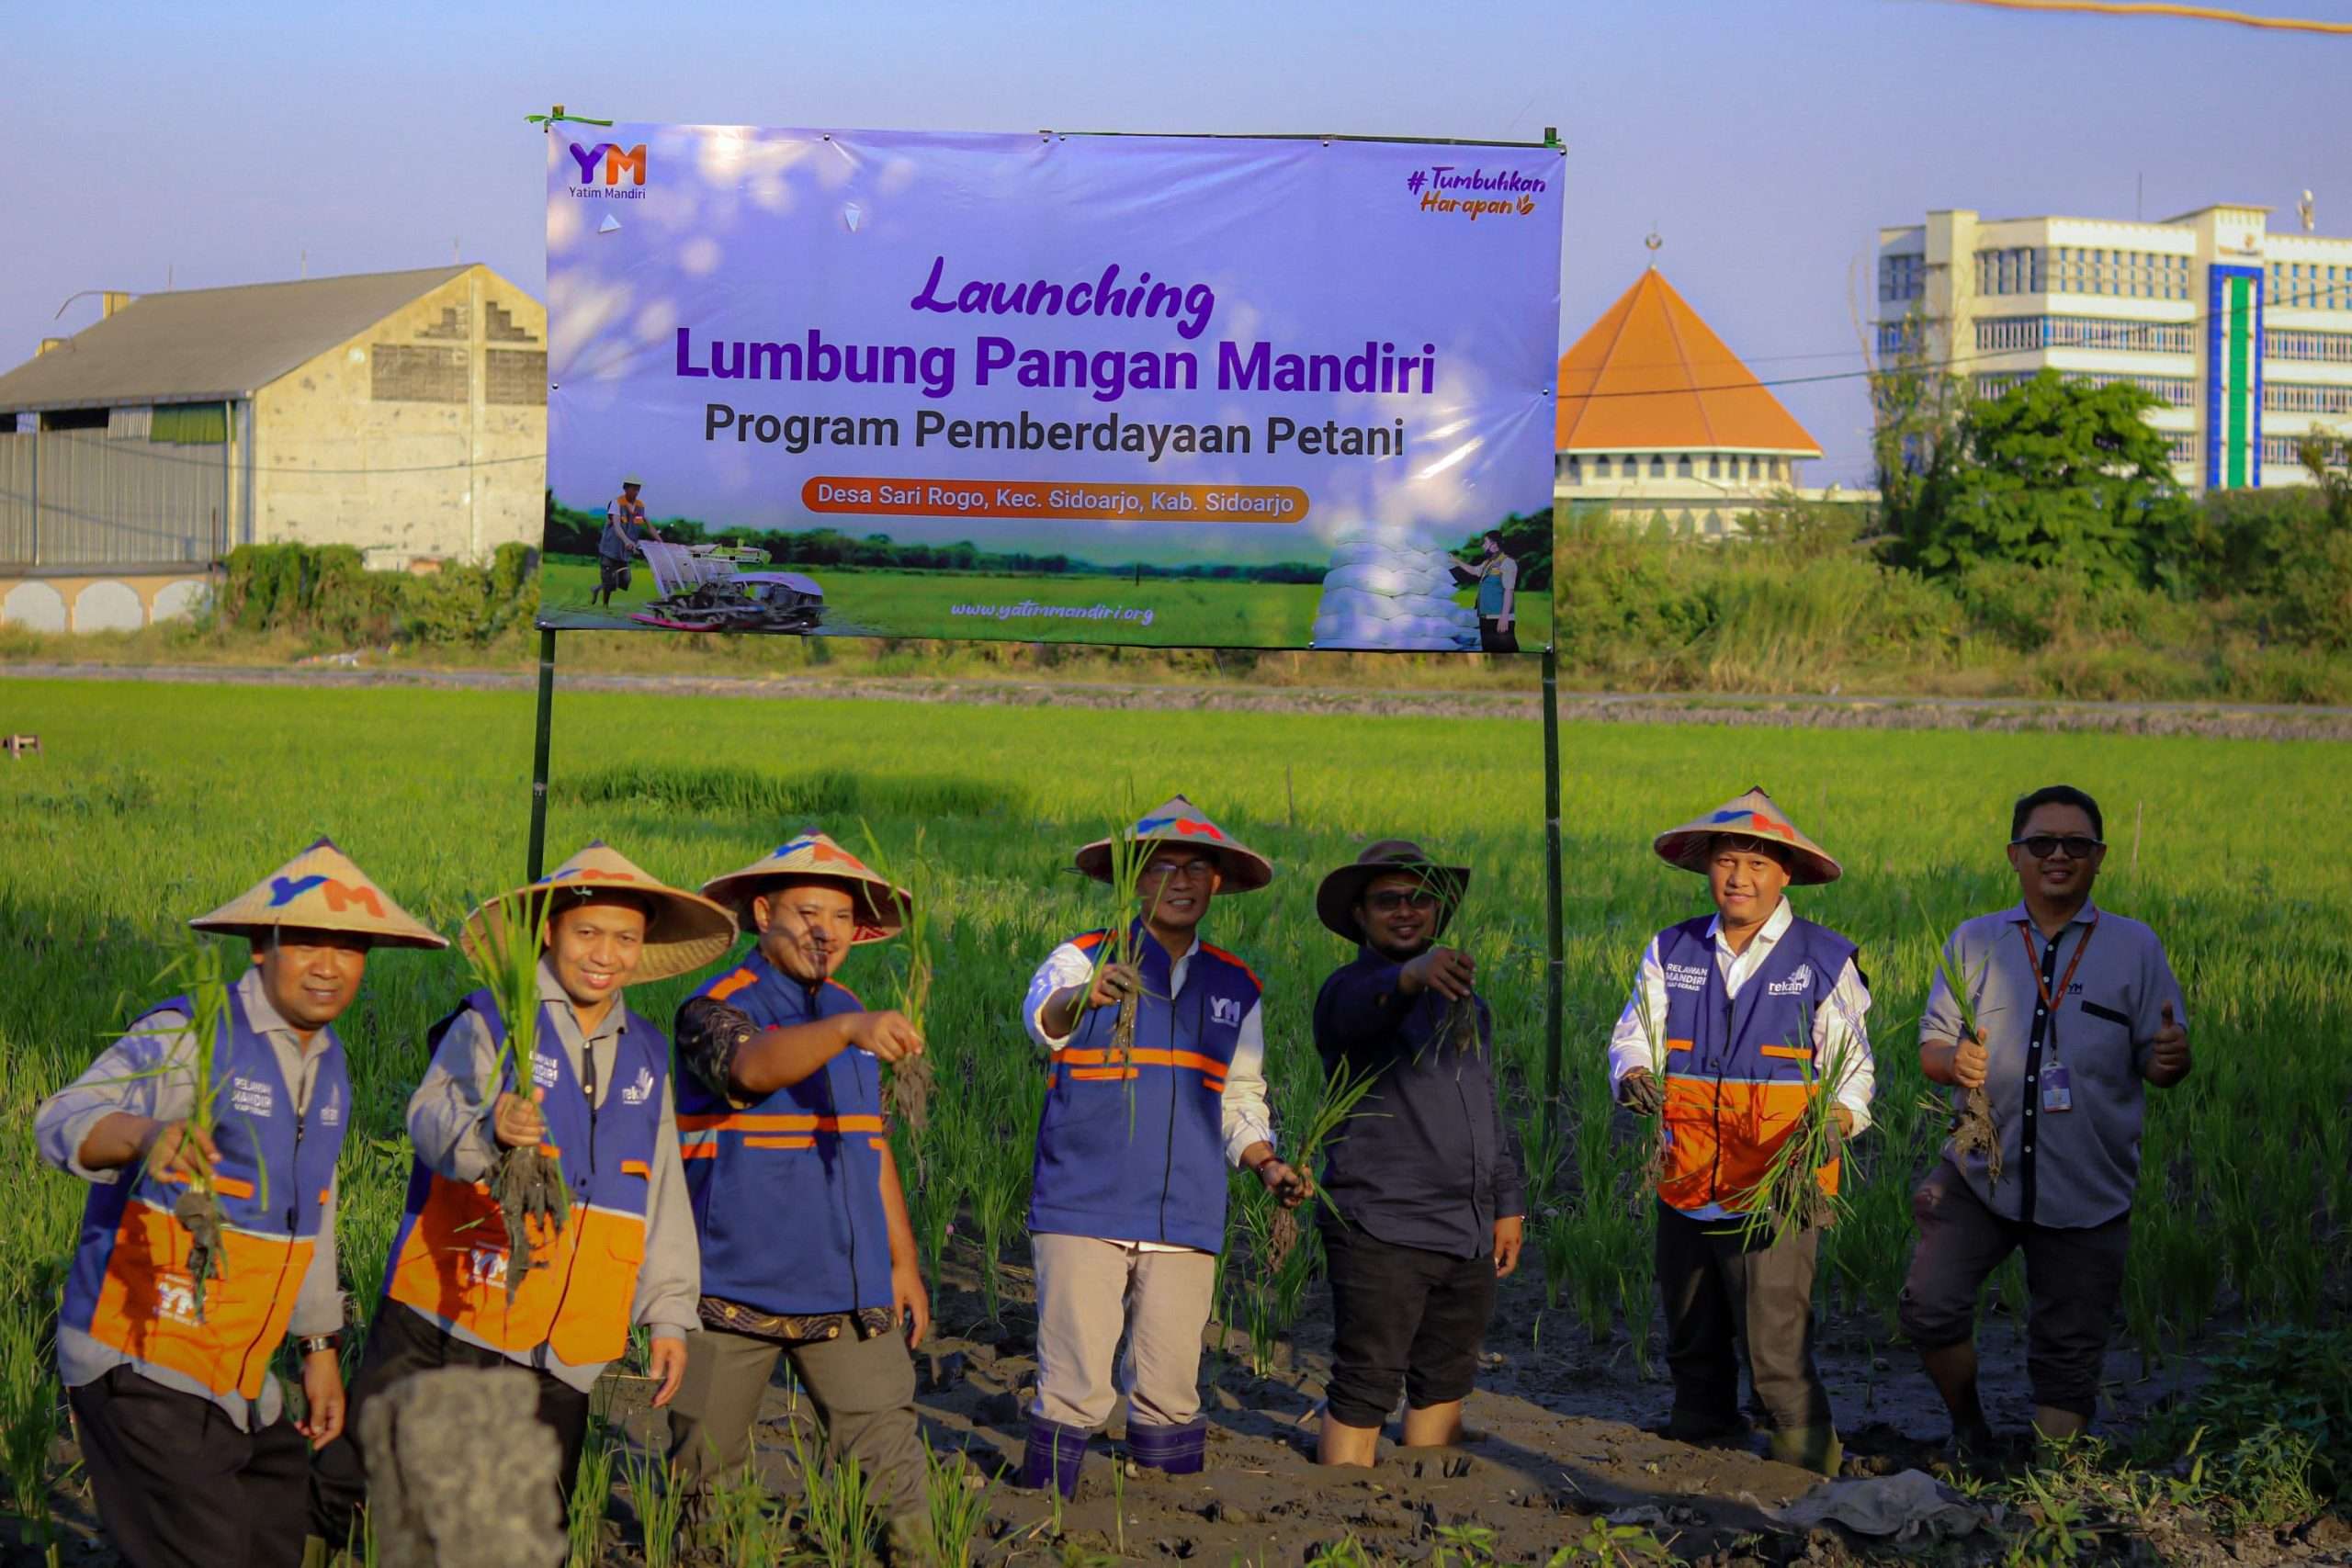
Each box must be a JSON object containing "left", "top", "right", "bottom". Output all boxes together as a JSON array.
[{"left": 2041, "top": 1063, "right": 2075, "bottom": 1112}]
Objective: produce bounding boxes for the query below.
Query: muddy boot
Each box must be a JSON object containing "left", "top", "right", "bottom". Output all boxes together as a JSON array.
[
  {"left": 1768, "top": 1424, "right": 1843, "bottom": 1476},
  {"left": 1660, "top": 1408, "right": 1750, "bottom": 1445},
  {"left": 1126, "top": 1419, "right": 1206, "bottom": 1476},
  {"left": 1020, "top": 1416, "right": 1089, "bottom": 1499}
]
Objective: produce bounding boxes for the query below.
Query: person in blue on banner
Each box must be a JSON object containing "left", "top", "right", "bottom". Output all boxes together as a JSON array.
[
  {"left": 594, "top": 474, "right": 662, "bottom": 606},
  {"left": 36, "top": 840, "right": 446, "bottom": 1568},
  {"left": 1016, "top": 796, "right": 1310, "bottom": 1499},
  {"left": 663, "top": 831, "right": 933, "bottom": 1552}
]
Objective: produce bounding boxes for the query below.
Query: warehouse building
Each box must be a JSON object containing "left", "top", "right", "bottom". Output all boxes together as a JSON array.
[
  {"left": 0, "top": 265, "right": 545, "bottom": 632},
  {"left": 1875, "top": 203, "right": 2352, "bottom": 491}
]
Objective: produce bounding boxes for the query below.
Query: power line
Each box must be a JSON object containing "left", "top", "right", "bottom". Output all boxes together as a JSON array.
[{"left": 1932, "top": 0, "right": 2352, "bottom": 35}]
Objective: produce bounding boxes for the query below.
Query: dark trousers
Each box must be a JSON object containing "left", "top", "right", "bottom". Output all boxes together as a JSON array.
[
  {"left": 1321, "top": 1216, "right": 1498, "bottom": 1430},
  {"left": 1897, "top": 1160, "right": 2132, "bottom": 1420},
  {"left": 1655, "top": 1202, "right": 1833, "bottom": 1438},
  {"left": 70, "top": 1367, "right": 311, "bottom": 1568},
  {"left": 1477, "top": 616, "right": 1519, "bottom": 654},
  {"left": 311, "top": 1303, "right": 591, "bottom": 1550}
]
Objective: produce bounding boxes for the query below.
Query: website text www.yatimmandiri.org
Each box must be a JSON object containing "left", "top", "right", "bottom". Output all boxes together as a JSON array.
[{"left": 950, "top": 600, "right": 1157, "bottom": 626}]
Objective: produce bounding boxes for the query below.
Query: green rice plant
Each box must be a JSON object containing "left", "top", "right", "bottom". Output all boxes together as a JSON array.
[
  {"left": 1625, "top": 981, "right": 1669, "bottom": 1201},
  {"left": 920, "top": 1438, "right": 994, "bottom": 1568},
  {"left": 0, "top": 1295, "right": 59, "bottom": 1562},
  {"left": 150, "top": 935, "right": 235, "bottom": 1322},
  {"left": 1264, "top": 1054, "right": 1382, "bottom": 1271},
  {"left": 970, "top": 1154, "right": 1027, "bottom": 1330},
  {"left": 1069, "top": 813, "right": 1170, "bottom": 1135},
  {"left": 1727, "top": 1000, "right": 1867, "bottom": 1253},
  {"left": 856, "top": 821, "right": 933, "bottom": 1143},
  {"left": 700, "top": 1459, "right": 785, "bottom": 1566},
  {"left": 565, "top": 1415, "right": 616, "bottom": 1568},
  {"left": 458, "top": 886, "right": 567, "bottom": 1302},
  {"left": 1547, "top": 1515, "right": 1674, "bottom": 1565},
  {"left": 786, "top": 1417, "right": 878, "bottom": 1567},
  {"left": 618, "top": 1440, "right": 685, "bottom": 1568},
  {"left": 1920, "top": 915, "right": 2002, "bottom": 1190}
]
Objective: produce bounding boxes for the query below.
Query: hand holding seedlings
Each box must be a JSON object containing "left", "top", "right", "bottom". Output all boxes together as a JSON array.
[
  {"left": 2143, "top": 1001, "right": 2191, "bottom": 1084},
  {"left": 847, "top": 1008, "right": 924, "bottom": 1065},
  {"left": 141, "top": 1118, "right": 221, "bottom": 1185},
  {"left": 1396, "top": 945, "right": 1476, "bottom": 1000},
  {"left": 1616, "top": 1068, "right": 1665, "bottom": 1116},
  {"left": 1086, "top": 962, "right": 1144, "bottom": 1010},
  {"left": 492, "top": 1088, "right": 548, "bottom": 1150},
  {"left": 1252, "top": 1153, "right": 1314, "bottom": 1210},
  {"left": 1945, "top": 1029, "right": 1991, "bottom": 1090}
]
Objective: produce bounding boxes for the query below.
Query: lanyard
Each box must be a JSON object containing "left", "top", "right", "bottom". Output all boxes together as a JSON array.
[{"left": 2018, "top": 915, "right": 2098, "bottom": 1019}]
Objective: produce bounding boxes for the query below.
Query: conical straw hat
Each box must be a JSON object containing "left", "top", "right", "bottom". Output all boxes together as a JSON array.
[
  {"left": 462, "top": 841, "right": 737, "bottom": 984},
  {"left": 699, "top": 831, "right": 910, "bottom": 943},
  {"left": 188, "top": 837, "right": 447, "bottom": 949},
  {"left": 1074, "top": 795, "right": 1273, "bottom": 894},
  {"left": 1652, "top": 786, "right": 1842, "bottom": 886}
]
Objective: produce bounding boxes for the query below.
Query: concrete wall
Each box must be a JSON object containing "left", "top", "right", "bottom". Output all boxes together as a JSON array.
[
  {"left": 253, "top": 265, "right": 545, "bottom": 568},
  {"left": 0, "top": 570, "right": 213, "bottom": 632}
]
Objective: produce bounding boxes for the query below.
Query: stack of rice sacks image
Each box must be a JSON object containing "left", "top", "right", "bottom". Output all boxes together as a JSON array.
[{"left": 1309, "top": 535, "right": 1482, "bottom": 650}]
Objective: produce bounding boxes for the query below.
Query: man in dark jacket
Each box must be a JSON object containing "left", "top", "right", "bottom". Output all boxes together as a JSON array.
[{"left": 1311, "top": 840, "right": 1524, "bottom": 1467}]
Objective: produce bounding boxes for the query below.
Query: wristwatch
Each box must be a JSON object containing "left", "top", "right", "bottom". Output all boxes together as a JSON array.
[{"left": 295, "top": 1333, "right": 342, "bottom": 1358}]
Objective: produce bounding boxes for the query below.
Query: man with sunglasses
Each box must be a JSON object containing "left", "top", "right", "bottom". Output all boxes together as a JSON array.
[
  {"left": 1901, "top": 784, "right": 2189, "bottom": 1456},
  {"left": 1309, "top": 840, "right": 1523, "bottom": 1468}
]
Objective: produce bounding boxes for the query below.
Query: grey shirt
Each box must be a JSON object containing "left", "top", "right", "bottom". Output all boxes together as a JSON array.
[
  {"left": 1923, "top": 899, "right": 2186, "bottom": 1228},
  {"left": 403, "top": 960, "right": 698, "bottom": 1391},
  {"left": 35, "top": 966, "right": 345, "bottom": 1431}
]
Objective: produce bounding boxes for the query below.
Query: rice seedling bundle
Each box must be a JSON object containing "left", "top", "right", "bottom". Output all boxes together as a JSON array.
[
  {"left": 459, "top": 886, "right": 568, "bottom": 1302},
  {"left": 856, "top": 822, "right": 933, "bottom": 1137}
]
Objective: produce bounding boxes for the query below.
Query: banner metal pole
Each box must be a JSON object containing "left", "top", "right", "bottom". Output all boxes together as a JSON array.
[
  {"left": 527, "top": 626, "right": 557, "bottom": 882},
  {"left": 1541, "top": 644, "right": 1566, "bottom": 1132}
]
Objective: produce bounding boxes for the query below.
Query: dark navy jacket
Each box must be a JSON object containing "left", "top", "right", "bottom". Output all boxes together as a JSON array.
[{"left": 1313, "top": 948, "right": 1524, "bottom": 1258}]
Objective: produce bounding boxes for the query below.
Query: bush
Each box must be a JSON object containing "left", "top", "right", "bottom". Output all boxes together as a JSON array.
[{"left": 211, "top": 542, "right": 538, "bottom": 649}]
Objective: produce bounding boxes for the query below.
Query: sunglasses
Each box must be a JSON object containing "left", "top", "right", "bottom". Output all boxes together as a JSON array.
[
  {"left": 2011, "top": 834, "right": 2104, "bottom": 860},
  {"left": 1364, "top": 888, "right": 1442, "bottom": 913}
]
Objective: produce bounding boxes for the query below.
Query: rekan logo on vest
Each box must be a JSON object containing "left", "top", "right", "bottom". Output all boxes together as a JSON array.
[
  {"left": 1209, "top": 997, "right": 1241, "bottom": 1026},
  {"left": 621, "top": 1066, "right": 655, "bottom": 1105},
  {"left": 566, "top": 141, "right": 649, "bottom": 201},
  {"left": 1767, "top": 968, "right": 1814, "bottom": 998}
]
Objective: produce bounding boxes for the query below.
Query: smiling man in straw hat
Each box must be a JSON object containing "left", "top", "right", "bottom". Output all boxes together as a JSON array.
[
  {"left": 1607, "top": 787, "right": 1875, "bottom": 1476},
  {"left": 36, "top": 839, "right": 443, "bottom": 1568},
  {"left": 1015, "top": 795, "right": 1309, "bottom": 1498},
  {"left": 1310, "top": 839, "right": 1525, "bottom": 1468},
  {"left": 312, "top": 841, "right": 734, "bottom": 1540},
  {"left": 659, "top": 830, "right": 933, "bottom": 1548}
]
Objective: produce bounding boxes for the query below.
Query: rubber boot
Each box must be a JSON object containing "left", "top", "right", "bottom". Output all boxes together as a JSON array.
[
  {"left": 1126, "top": 1419, "right": 1206, "bottom": 1476},
  {"left": 1768, "top": 1424, "right": 1843, "bottom": 1476},
  {"left": 1020, "top": 1416, "right": 1089, "bottom": 1499}
]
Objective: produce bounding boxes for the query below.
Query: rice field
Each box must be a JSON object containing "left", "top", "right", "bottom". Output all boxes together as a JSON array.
[{"left": 0, "top": 676, "right": 2346, "bottom": 1558}]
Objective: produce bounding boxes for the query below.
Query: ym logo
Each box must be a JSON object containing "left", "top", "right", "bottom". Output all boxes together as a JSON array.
[
  {"left": 1209, "top": 997, "right": 1242, "bottom": 1026},
  {"left": 567, "top": 141, "right": 647, "bottom": 187}
]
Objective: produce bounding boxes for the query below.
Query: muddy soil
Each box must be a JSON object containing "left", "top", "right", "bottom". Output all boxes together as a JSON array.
[{"left": 8, "top": 661, "right": 2352, "bottom": 739}]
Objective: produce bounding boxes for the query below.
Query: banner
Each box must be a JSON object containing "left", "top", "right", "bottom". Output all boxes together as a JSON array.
[{"left": 544, "top": 125, "right": 1562, "bottom": 650}]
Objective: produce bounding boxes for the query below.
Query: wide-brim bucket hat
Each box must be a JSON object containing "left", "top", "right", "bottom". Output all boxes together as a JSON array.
[
  {"left": 1315, "top": 838, "right": 1471, "bottom": 941},
  {"left": 462, "top": 841, "right": 737, "bottom": 983},
  {"left": 1073, "top": 795, "right": 1272, "bottom": 894},
  {"left": 1652, "top": 786, "right": 1842, "bottom": 886},
  {"left": 189, "top": 837, "right": 447, "bottom": 949},
  {"left": 699, "top": 831, "right": 911, "bottom": 943}
]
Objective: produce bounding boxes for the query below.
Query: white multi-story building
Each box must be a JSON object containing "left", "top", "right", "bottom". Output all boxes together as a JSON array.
[{"left": 1876, "top": 205, "right": 2352, "bottom": 491}]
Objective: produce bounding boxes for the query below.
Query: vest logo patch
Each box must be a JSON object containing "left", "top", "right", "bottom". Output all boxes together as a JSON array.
[
  {"left": 1664, "top": 962, "right": 1709, "bottom": 992},
  {"left": 229, "top": 1076, "right": 275, "bottom": 1117},
  {"left": 153, "top": 1272, "right": 200, "bottom": 1326},
  {"left": 620, "top": 1066, "right": 655, "bottom": 1105},
  {"left": 318, "top": 1085, "right": 343, "bottom": 1127},
  {"left": 1209, "top": 996, "right": 1242, "bottom": 1026},
  {"left": 1767, "top": 967, "right": 1814, "bottom": 998},
  {"left": 533, "top": 1053, "right": 561, "bottom": 1090}
]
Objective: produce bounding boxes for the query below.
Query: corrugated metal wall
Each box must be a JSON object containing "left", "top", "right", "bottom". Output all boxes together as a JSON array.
[{"left": 0, "top": 426, "right": 232, "bottom": 567}]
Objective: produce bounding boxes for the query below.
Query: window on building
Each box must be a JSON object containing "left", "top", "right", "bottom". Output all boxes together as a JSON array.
[
  {"left": 1976, "top": 316, "right": 2194, "bottom": 355},
  {"left": 37, "top": 408, "right": 108, "bottom": 433},
  {"left": 1648, "top": 455, "right": 1667, "bottom": 479},
  {"left": 2267, "top": 329, "right": 2352, "bottom": 365},
  {"left": 1676, "top": 454, "right": 1693, "bottom": 478},
  {"left": 486, "top": 350, "right": 547, "bottom": 406},
  {"left": 2267, "top": 381, "right": 2352, "bottom": 415},
  {"left": 149, "top": 402, "right": 228, "bottom": 444},
  {"left": 1707, "top": 455, "right": 1722, "bottom": 479},
  {"left": 371, "top": 344, "right": 468, "bottom": 402},
  {"left": 1880, "top": 253, "right": 1926, "bottom": 302},
  {"left": 1564, "top": 457, "right": 1583, "bottom": 484}
]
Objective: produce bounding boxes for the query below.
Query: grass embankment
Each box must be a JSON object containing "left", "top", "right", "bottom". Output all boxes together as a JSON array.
[{"left": 0, "top": 679, "right": 2346, "bottom": 1558}]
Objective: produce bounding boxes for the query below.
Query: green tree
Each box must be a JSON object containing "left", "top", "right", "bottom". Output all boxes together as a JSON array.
[{"left": 1892, "top": 369, "right": 2194, "bottom": 586}]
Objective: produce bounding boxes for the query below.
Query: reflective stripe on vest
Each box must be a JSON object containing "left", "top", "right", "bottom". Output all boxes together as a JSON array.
[
  {"left": 1655, "top": 916, "right": 1856, "bottom": 1214},
  {"left": 383, "top": 991, "right": 663, "bottom": 1367},
  {"left": 678, "top": 953, "right": 895, "bottom": 1314},
  {"left": 62, "top": 988, "right": 348, "bottom": 1401}
]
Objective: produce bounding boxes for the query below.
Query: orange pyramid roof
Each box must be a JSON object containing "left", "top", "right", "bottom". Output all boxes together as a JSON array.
[{"left": 1555, "top": 269, "right": 1821, "bottom": 456}]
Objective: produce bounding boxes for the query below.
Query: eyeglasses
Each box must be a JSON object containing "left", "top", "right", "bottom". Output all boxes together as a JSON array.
[
  {"left": 1365, "top": 889, "right": 1441, "bottom": 913},
  {"left": 1140, "top": 858, "right": 1217, "bottom": 883},
  {"left": 2011, "top": 834, "right": 2105, "bottom": 860}
]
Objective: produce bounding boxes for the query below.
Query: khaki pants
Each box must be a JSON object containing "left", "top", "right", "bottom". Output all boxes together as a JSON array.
[
  {"left": 665, "top": 1323, "right": 923, "bottom": 1522},
  {"left": 1030, "top": 1234, "right": 1216, "bottom": 1432}
]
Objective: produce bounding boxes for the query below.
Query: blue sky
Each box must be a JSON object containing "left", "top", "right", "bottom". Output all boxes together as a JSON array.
[{"left": 6, "top": 0, "right": 2341, "bottom": 484}]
